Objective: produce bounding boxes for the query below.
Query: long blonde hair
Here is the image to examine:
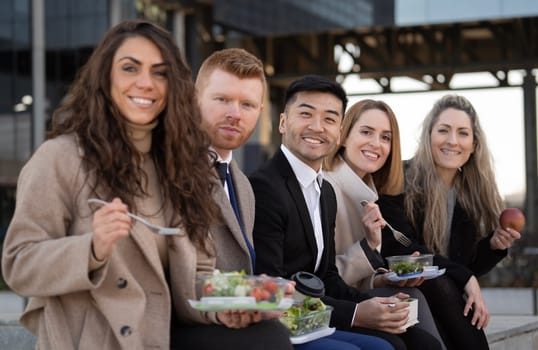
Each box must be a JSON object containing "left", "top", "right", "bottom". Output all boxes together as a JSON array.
[
  {"left": 405, "top": 94, "right": 503, "bottom": 254},
  {"left": 324, "top": 99, "right": 403, "bottom": 195}
]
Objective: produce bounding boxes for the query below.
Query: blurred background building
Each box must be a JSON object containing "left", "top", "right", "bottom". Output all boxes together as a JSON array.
[{"left": 0, "top": 0, "right": 537, "bottom": 289}]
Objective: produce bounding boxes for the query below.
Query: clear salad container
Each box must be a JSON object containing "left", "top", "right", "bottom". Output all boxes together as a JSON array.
[
  {"left": 197, "top": 271, "right": 288, "bottom": 306},
  {"left": 280, "top": 300, "right": 333, "bottom": 336},
  {"left": 386, "top": 254, "right": 434, "bottom": 276}
]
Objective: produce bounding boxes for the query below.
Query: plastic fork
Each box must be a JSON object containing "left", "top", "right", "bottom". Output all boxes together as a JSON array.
[
  {"left": 87, "top": 198, "right": 181, "bottom": 235},
  {"left": 383, "top": 220, "right": 412, "bottom": 247},
  {"left": 360, "top": 200, "right": 412, "bottom": 247}
]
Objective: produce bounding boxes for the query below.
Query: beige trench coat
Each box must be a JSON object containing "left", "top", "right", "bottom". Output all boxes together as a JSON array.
[
  {"left": 2, "top": 135, "right": 214, "bottom": 349},
  {"left": 324, "top": 157, "right": 381, "bottom": 290}
]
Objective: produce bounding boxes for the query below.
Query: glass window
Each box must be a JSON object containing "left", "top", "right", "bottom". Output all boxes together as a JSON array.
[
  {"left": 0, "top": 73, "right": 12, "bottom": 113},
  {"left": 44, "top": 0, "right": 108, "bottom": 110}
]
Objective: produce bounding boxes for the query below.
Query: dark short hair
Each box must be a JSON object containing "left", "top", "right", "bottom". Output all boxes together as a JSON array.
[{"left": 283, "top": 75, "right": 348, "bottom": 115}]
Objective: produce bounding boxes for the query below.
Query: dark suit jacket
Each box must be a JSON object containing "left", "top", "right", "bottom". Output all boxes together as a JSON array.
[
  {"left": 378, "top": 193, "right": 507, "bottom": 289},
  {"left": 249, "top": 149, "right": 370, "bottom": 330},
  {"left": 211, "top": 160, "right": 255, "bottom": 274}
]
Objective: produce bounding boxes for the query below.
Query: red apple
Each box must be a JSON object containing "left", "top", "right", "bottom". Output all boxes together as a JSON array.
[{"left": 499, "top": 208, "right": 525, "bottom": 231}]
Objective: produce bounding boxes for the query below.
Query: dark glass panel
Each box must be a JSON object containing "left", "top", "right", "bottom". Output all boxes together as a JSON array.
[
  {"left": 0, "top": 1, "right": 13, "bottom": 20},
  {"left": 0, "top": 73, "right": 12, "bottom": 113},
  {"left": 13, "top": 21, "right": 30, "bottom": 48}
]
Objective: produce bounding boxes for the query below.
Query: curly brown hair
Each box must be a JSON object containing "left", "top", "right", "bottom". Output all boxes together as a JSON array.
[{"left": 48, "top": 19, "right": 218, "bottom": 249}]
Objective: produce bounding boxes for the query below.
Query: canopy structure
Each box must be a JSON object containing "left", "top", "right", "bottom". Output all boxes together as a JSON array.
[{"left": 164, "top": 0, "right": 537, "bottom": 240}]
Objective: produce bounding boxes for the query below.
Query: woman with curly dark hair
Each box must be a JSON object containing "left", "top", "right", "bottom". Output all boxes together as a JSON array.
[{"left": 2, "top": 19, "right": 220, "bottom": 349}]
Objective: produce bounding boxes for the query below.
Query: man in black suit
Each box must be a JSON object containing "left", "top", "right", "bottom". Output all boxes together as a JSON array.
[{"left": 249, "top": 75, "right": 442, "bottom": 350}]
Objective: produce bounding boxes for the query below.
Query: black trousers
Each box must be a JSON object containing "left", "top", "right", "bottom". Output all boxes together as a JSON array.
[
  {"left": 170, "top": 319, "right": 293, "bottom": 350},
  {"left": 418, "top": 275, "right": 489, "bottom": 350}
]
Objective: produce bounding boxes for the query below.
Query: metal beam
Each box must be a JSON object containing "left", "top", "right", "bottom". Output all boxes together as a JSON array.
[
  {"left": 31, "top": 0, "right": 45, "bottom": 150},
  {"left": 523, "top": 70, "right": 538, "bottom": 237}
]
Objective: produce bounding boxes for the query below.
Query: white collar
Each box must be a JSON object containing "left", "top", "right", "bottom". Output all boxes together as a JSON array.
[
  {"left": 281, "top": 144, "right": 323, "bottom": 188},
  {"left": 210, "top": 146, "right": 233, "bottom": 164}
]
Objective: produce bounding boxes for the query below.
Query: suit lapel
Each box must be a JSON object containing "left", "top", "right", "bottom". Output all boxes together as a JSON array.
[
  {"left": 229, "top": 161, "right": 254, "bottom": 239},
  {"left": 213, "top": 166, "right": 252, "bottom": 262},
  {"left": 275, "top": 150, "right": 318, "bottom": 257}
]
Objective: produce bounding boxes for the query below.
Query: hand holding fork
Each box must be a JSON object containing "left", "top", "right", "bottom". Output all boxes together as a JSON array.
[
  {"left": 88, "top": 198, "right": 181, "bottom": 261},
  {"left": 88, "top": 198, "right": 181, "bottom": 235},
  {"left": 360, "top": 200, "right": 412, "bottom": 247},
  {"left": 89, "top": 198, "right": 132, "bottom": 261}
]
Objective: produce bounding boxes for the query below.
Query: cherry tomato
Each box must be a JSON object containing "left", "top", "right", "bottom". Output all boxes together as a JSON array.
[
  {"left": 203, "top": 283, "right": 214, "bottom": 296},
  {"left": 263, "top": 280, "right": 279, "bottom": 293}
]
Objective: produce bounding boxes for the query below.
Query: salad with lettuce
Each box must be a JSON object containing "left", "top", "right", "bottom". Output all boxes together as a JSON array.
[
  {"left": 198, "top": 270, "right": 286, "bottom": 306},
  {"left": 390, "top": 261, "right": 424, "bottom": 276},
  {"left": 202, "top": 271, "right": 252, "bottom": 297},
  {"left": 280, "top": 296, "right": 332, "bottom": 336}
]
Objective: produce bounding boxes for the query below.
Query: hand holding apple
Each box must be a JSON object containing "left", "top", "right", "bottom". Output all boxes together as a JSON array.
[
  {"left": 490, "top": 208, "right": 524, "bottom": 250},
  {"left": 499, "top": 208, "right": 525, "bottom": 231}
]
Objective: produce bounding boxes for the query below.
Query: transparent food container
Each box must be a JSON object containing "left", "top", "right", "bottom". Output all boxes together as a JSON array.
[
  {"left": 197, "top": 271, "right": 288, "bottom": 306},
  {"left": 386, "top": 254, "right": 434, "bottom": 276},
  {"left": 280, "top": 304, "right": 333, "bottom": 336}
]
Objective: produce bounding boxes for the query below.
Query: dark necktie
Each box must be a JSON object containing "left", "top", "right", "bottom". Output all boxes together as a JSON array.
[
  {"left": 216, "top": 162, "right": 227, "bottom": 186},
  {"left": 216, "top": 162, "right": 256, "bottom": 269}
]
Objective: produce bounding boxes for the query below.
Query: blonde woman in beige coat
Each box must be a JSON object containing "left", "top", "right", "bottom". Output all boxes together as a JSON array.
[
  {"left": 1, "top": 20, "right": 221, "bottom": 349},
  {"left": 323, "top": 100, "right": 446, "bottom": 349},
  {"left": 324, "top": 99, "right": 408, "bottom": 290}
]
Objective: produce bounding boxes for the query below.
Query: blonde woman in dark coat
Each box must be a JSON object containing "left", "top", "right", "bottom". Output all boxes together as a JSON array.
[{"left": 378, "top": 94, "right": 522, "bottom": 349}]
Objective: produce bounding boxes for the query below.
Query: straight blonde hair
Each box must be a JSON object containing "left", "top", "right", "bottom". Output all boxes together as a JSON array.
[{"left": 405, "top": 94, "right": 504, "bottom": 254}]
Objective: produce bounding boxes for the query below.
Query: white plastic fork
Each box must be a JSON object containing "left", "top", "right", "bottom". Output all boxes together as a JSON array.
[
  {"left": 360, "top": 200, "right": 412, "bottom": 247},
  {"left": 87, "top": 198, "right": 181, "bottom": 235}
]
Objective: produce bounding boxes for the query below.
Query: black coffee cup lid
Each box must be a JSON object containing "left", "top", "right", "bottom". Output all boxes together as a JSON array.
[{"left": 291, "top": 271, "right": 325, "bottom": 298}]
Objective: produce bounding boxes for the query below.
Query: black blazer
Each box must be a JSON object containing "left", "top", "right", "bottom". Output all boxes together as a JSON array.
[
  {"left": 249, "top": 149, "right": 370, "bottom": 330},
  {"left": 378, "top": 193, "right": 507, "bottom": 289}
]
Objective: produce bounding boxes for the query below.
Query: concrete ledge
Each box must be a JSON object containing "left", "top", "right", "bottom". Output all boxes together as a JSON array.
[
  {"left": 486, "top": 316, "right": 538, "bottom": 350},
  {"left": 482, "top": 288, "right": 537, "bottom": 315},
  {"left": 0, "top": 316, "right": 35, "bottom": 350}
]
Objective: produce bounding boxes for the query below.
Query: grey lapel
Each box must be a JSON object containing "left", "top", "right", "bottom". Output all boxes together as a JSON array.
[{"left": 212, "top": 162, "right": 254, "bottom": 269}]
